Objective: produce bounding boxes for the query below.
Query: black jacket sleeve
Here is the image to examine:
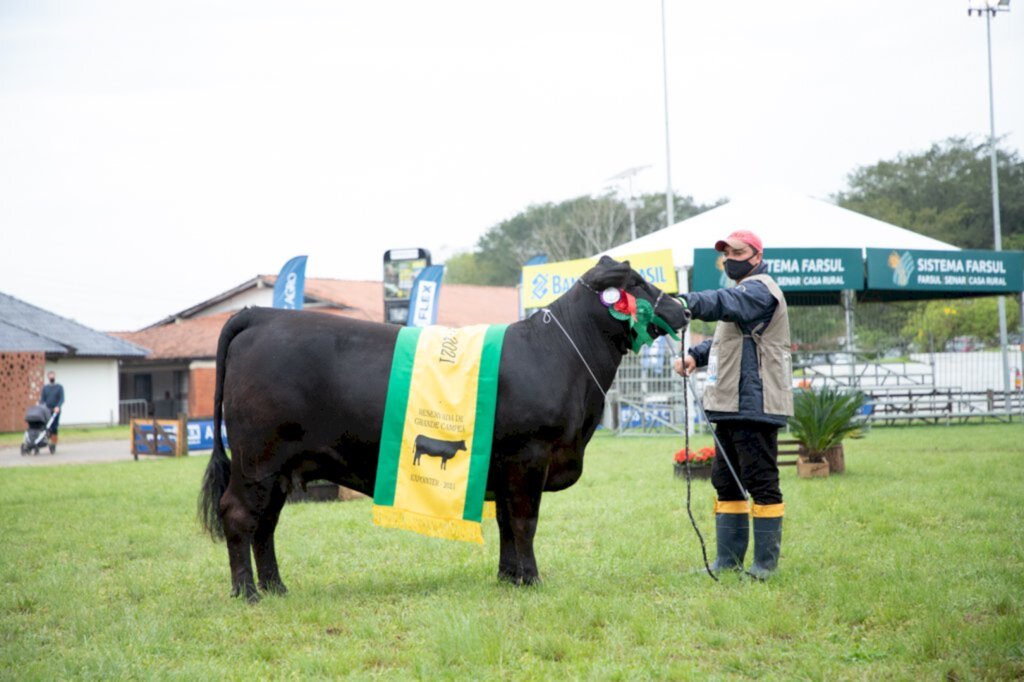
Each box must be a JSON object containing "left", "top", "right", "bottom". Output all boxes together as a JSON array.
[
  {"left": 688, "top": 338, "right": 712, "bottom": 368},
  {"left": 682, "top": 279, "right": 778, "bottom": 328}
]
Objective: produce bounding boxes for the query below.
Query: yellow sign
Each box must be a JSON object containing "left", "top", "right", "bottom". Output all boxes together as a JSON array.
[{"left": 521, "top": 249, "right": 678, "bottom": 309}]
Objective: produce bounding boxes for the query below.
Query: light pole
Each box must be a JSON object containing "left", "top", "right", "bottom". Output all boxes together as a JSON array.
[
  {"left": 967, "top": 0, "right": 1013, "bottom": 409},
  {"left": 607, "top": 165, "right": 651, "bottom": 241}
]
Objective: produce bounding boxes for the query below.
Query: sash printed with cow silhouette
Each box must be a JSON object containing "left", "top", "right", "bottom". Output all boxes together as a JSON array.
[{"left": 373, "top": 324, "right": 507, "bottom": 543}]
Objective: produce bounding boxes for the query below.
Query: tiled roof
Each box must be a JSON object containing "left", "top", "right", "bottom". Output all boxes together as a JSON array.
[
  {"left": 0, "top": 292, "right": 149, "bottom": 357},
  {"left": 0, "top": 321, "right": 68, "bottom": 353},
  {"left": 116, "top": 279, "right": 520, "bottom": 360},
  {"left": 111, "top": 312, "right": 234, "bottom": 360}
]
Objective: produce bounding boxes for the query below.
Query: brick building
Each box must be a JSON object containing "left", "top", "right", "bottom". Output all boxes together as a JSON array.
[{"left": 0, "top": 293, "right": 149, "bottom": 432}]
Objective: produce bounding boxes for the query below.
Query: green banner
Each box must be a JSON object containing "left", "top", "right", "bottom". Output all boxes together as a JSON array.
[
  {"left": 692, "top": 248, "right": 863, "bottom": 292},
  {"left": 865, "top": 248, "right": 1024, "bottom": 293}
]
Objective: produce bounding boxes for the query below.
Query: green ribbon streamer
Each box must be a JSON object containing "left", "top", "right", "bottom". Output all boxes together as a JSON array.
[{"left": 609, "top": 298, "right": 681, "bottom": 353}]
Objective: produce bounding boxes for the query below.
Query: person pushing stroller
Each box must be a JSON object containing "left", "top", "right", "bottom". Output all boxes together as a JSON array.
[{"left": 40, "top": 371, "right": 65, "bottom": 452}]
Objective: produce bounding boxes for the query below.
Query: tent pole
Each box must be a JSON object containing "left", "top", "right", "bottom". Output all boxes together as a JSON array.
[{"left": 844, "top": 290, "right": 856, "bottom": 389}]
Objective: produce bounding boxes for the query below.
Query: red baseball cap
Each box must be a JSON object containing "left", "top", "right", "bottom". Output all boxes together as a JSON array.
[{"left": 715, "top": 229, "right": 763, "bottom": 254}]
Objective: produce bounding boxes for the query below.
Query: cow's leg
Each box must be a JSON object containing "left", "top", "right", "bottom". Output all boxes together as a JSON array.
[
  {"left": 253, "top": 478, "right": 289, "bottom": 596},
  {"left": 495, "top": 497, "right": 519, "bottom": 583},
  {"left": 220, "top": 485, "right": 260, "bottom": 603},
  {"left": 496, "top": 463, "right": 547, "bottom": 586}
]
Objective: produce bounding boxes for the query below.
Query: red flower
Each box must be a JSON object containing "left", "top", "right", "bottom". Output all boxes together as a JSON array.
[
  {"left": 613, "top": 291, "right": 637, "bottom": 318},
  {"left": 674, "top": 446, "right": 716, "bottom": 465}
]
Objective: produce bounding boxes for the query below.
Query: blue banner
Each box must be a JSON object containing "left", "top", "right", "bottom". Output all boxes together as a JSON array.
[
  {"left": 273, "top": 255, "right": 307, "bottom": 310},
  {"left": 187, "top": 419, "right": 229, "bottom": 451},
  {"left": 407, "top": 265, "right": 445, "bottom": 327},
  {"left": 133, "top": 422, "right": 179, "bottom": 454}
]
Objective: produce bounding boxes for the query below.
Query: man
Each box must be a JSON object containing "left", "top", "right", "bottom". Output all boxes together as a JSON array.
[
  {"left": 673, "top": 230, "right": 792, "bottom": 579},
  {"left": 40, "top": 371, "right": 65, "bottom": 451}
]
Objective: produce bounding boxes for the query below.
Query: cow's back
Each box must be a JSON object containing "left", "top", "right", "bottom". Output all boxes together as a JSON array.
[{"left": 221, "top": 308, "right": 401, "bottom": 487}]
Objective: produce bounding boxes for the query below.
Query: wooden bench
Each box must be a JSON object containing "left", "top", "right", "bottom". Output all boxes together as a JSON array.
[{"left": 778, "top": 438, "right": 803, "bottom": 467}]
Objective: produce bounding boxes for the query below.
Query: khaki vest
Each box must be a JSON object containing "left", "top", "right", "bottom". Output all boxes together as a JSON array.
[{"left": 702, "top": 274, "right": 793, "bottom": 417}]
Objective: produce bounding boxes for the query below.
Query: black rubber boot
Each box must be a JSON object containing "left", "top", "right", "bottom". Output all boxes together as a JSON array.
[
  {"left": 709, "top": 512, "right": 749, "bottom": 572},
  {"left": 747, "top": 516, "right": 783, "bottom": 580}
]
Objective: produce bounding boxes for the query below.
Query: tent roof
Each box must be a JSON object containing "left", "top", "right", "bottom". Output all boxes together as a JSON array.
[{"left": 601, "top": 189, "right": 959, "bottom": 267}]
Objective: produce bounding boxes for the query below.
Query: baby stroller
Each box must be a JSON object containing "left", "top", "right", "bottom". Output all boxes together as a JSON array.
[{"left": 20, "top": 404, "right": 57, "bottom": 456}]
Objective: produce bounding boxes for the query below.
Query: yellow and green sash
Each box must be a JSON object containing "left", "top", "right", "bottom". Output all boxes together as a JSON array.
[{"left": 373, "top": 324, "right": 508, "bottom": 543}]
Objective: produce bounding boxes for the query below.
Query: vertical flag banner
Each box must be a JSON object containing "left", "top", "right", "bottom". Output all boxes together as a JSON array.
[
  {"left": 273, "top": 255, "right": 307, "bottom": 310},
  {"left": 407, "top": 265, "right": 445, "bottom": 327}
]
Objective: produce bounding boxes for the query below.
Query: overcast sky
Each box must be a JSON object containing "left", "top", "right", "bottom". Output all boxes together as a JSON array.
[{"left": 1, "top": 0, "right": 1021, "bottom": 331}]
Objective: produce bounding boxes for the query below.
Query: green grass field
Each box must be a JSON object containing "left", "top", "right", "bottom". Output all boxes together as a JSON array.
[{"left": 2, "top": 423, "right": 1022, "bottom": 679}]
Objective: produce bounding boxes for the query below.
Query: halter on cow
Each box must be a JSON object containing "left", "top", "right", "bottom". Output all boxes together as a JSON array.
[{"left": 198, "top": 255, "right": 690, "bottom": 601}]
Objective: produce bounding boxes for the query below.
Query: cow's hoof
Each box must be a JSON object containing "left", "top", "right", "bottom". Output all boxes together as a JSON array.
[
  {"left": 259, "top": 579, "right": 288, "bottom": 596},
  {"left": 497, "top": 570, "right": 519, "bottom": 584},
  {"left": 498, "top": 570, "right": 541, "bottom": 587},
  {"left": 232, "top": 583, "right": 261, "bottom": 603}
]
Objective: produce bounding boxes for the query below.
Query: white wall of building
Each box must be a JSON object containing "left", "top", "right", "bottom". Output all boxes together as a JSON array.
[
  {"left": 43, "top": 358, "right": 120, "bottom": 426},
  {"left": 201, "top": 287, "right": 271, "bottom": 317}
]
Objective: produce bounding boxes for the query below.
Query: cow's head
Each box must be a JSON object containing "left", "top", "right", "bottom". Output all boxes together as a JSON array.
[{"left": 579, "top": 256, "right": 691, "bottom": 353}]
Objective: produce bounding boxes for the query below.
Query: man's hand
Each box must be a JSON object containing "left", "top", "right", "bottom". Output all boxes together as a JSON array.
[
  {"left": 673, "top": 355, "right": 696, "bottom": 377},
  {"left": 54, "top": 407, "right": 60, "bottom": 414}
]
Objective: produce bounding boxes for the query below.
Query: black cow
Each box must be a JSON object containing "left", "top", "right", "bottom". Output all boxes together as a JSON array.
[
  {"left": 413, "top": 435, "right": 466, "bottom": 470},
  {"left": 199, "top": 256, "right": 689, "bottom": 601}
]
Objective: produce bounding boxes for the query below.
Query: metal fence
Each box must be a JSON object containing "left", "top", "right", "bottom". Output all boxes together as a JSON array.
[
  {"left": 610, "top": 295, "right": 1024, "bottom": 434},
  {"left": 118, "top": 399, "right": 149, "bottom": 425}
]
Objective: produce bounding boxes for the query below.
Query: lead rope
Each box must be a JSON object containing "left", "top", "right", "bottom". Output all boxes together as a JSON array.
[
  {"left": 544, "top": 302, "right": 717, "bottom": 579},
  {"left": 540, "top": 309, "right": 607, "bottom": 400},
  {"left": 683, "top": 375, "right": 718, "bottom": 581}
]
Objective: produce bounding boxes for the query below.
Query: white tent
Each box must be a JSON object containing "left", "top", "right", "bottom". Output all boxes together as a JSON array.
[{"left": 601, "top": 189, "right": 959, "bottom": 267}]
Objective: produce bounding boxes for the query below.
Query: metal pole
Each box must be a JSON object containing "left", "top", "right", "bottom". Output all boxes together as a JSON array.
[
  {"left": 661, "top": 0, "right": 675, "bottom": 228},
  {"left": 628, "top": 175, "right": 638, "bottom": 241},
  {"left": 984, "top": 9, "right": 1013, "bottom": 412},
  {"left": 844, "top": 290, "right": 857, "bottom": 388}
]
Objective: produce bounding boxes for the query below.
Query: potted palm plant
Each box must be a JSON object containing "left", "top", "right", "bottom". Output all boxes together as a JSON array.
[{"left": 788, "top": 386, "right": 867, "bottom": 477}]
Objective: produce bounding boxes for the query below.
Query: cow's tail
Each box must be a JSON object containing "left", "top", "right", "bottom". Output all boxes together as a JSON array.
[{"left": 198, "top": 309, "right": 252, "bottom": 541}]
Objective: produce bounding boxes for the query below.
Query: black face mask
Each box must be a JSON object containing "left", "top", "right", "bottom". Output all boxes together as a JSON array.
[
  {"left": 49, "top": 378, "right": 55, "bottom": 384},
  {"left": 725, "top": 255, "right": 756, "bottom": 281}
]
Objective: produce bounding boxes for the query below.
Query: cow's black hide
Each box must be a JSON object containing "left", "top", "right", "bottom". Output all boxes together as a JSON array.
[{"left": 198, "top": 256, "right": 690, "bottom": 601}]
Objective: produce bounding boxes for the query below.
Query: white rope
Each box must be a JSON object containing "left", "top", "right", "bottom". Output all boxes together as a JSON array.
[{"left": 540, "top": 308, "right": 607, "bottom": 400}]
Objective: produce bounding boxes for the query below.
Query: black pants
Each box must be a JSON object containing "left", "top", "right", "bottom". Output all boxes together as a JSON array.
[{"left": 711, "top": 421, "right": 782, "bottom": 505}]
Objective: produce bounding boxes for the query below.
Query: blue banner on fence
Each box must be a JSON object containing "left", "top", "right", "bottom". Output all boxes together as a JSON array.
[
  {"left": 187, "top": 419, "right": 229, "bottom": 451},
  {"left": 273, "top": 255, "right": 308, "bottom": 310},
  {"left": 406, "top": 264, "right": 445, "bottom": 327},
  {"left": 619, "top": 404, "right": 672, "bottom": 429}
]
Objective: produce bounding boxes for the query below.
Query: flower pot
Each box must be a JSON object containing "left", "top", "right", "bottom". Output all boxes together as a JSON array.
[
  {"left": 674, "top": 462, "right": 712, "bottom": 480},
  {"left": 796, "top": 457, "right": 830, "bottom": 479},
  {"left": 822, "top": 444, "right": 845, "bottom": 474}
]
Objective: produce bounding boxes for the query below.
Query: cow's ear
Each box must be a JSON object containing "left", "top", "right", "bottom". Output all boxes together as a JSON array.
[{"left": 588, "top": 257, "right": 632, "bottom": 289}]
